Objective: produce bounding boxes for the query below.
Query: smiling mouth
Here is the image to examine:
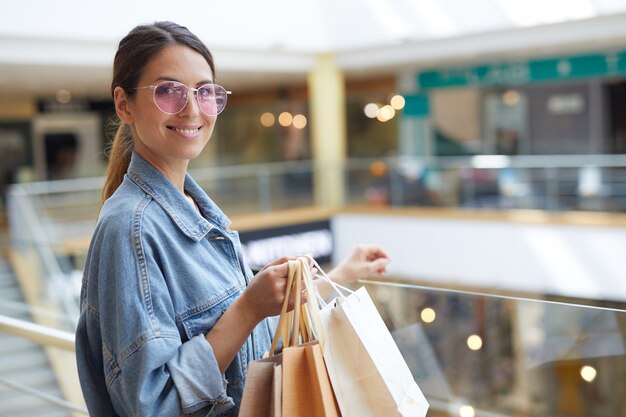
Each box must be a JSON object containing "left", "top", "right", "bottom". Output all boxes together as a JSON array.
[{"left": 168, "top": 126, "right": 202, "bottom": 135}]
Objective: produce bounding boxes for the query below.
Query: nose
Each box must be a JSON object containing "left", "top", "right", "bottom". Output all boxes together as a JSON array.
[{"left": 178, "top": 89, "right": 202, "bottom": 117}]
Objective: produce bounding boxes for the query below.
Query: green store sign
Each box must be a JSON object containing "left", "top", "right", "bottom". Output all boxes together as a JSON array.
[{"left": 418, "top": 50, "right": 626, "bottom": 90}]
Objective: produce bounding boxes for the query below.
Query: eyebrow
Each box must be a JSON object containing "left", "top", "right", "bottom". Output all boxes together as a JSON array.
[{"left": 154, "top": 76, "right": 215, "bottom": 86}]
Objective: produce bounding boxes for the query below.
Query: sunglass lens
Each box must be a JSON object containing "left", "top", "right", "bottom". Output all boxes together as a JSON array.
[
  {"left": 198, "top": 85, "right": 227, "bottom": 116},
  {"left": 154, "top": 82, "right": 187, "bottom": 114}
]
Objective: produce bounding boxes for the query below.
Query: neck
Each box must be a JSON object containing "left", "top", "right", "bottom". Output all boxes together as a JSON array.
[
  {"left": 185, "top": 190, "right": 199, "bottom": 212},
  {"left": 134, "top": 149, "right": 189, "bottom": 193}
]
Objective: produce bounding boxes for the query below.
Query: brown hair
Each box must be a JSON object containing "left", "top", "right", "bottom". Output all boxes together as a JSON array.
[{"left": 101, "top": 21, "right": 216, "bottom": 205}]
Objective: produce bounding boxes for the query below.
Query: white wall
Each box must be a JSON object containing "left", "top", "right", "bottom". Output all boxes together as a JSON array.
[{"left": 332, "top": 213, "right": 626, "bottom": 302}]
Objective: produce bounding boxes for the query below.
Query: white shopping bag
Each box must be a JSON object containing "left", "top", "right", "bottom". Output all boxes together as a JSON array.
[{"left": 320, "top": 286, "right": 429, "bottom": 417}]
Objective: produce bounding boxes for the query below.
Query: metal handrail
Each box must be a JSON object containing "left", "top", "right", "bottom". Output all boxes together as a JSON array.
[
  {"left": 0, "top": 314, "right": 75, "bottom": 351},
  {"left": 0, "top": 313, "right": 87, "bottom": 415},
  {"left": 0, "top": 378, "right": 88, "bottom": 415}
]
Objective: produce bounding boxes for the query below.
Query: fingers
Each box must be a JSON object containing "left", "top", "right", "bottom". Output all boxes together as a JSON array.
[
  {"left": 373, "top": 247, "right": 390, "bottom": 261},
  {"left": 369, "top": 257, "right": 389, "bottom": 275},
  {"left": 269, "top": 258, "right": 311, "bottom": 308},
  {"left": 258, "top": 257, "right": 290, "bottom": 272},
  {"left": 260, "top": 254, "right": 318, "bottom": 272},
  {"left": 361, "top": 244, "right": 390, "bottom": 261},
  {"left": 298, "top": 285, "right": 308, "bottom": 303},
  {"left": 283, "top": 279, "right": 308, "bottom": 312}
]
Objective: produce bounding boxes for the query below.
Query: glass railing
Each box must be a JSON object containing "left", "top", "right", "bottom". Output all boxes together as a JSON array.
[
  {"left": 9, "top": 154, "right": 626, "bottom": 224},
  {"left": 1, "top": 280, "right": 624, "bottom": 417},
  {"left": 6, "top": 181, "right": 84, "bottom": 333},
  {"left": 344, "top": 154, "right": 626, "bottom": 212},
  {"left": 362, "top": 280, "right": 626, "bottom": 417}
]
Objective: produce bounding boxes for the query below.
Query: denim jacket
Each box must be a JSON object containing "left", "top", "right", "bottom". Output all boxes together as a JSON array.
[{"left": 75, "top": 152, "right": 274, "bottom": 416}]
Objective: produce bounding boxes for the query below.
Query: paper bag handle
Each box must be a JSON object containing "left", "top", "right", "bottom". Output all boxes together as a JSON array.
[
  {"left": 304, "top": 255, "right": 354, "bottom": 304},
  {"left": 268, "top": 257, "right": 322, "bottom": 356}
]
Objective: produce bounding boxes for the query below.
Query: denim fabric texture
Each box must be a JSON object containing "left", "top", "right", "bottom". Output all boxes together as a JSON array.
[{"left": 75, "top": 152, "right": 274, "bottom": 416}]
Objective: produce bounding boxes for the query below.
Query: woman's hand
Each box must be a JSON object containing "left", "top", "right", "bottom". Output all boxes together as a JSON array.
[
  {"left": 238, "top": 257, "right": 315, "bottom": 323},
  {"left": 328, "top": 244, "right": 390, "bottom": 286},
  {"left": 207, "top": 256, "right": 315, "bottom": 372}
]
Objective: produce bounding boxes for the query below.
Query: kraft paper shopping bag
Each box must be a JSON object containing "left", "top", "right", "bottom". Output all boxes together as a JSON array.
[
  {"left": 240, "top": 257, "right": 340, "bottom": 417},
  {"left": 281, "top": 341, "right": 340, "bottom": 417},
  {"left": 239, "top": 356, "right": 281, "bottom": 417}
]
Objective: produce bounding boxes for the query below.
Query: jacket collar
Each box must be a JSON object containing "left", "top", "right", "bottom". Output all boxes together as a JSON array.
[{"left": 126, "top": 152, "right": 231, "bottom": 241}]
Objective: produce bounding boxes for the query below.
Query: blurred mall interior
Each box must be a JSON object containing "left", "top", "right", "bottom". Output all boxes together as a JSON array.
[{"left": 1, "top": 1, "right": 626, "bottom": 416}]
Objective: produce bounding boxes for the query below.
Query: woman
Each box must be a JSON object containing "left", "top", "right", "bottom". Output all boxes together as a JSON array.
[{"left": 75, "top": 21, "right": 389, "bottom": 417}]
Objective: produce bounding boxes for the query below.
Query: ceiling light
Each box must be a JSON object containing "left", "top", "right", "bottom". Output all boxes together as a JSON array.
[
  {"left": 420, "top": 307, "right": 436, "bottom": 323},
  {"left": 260, "top": 112, "right": 275, "bottom": 127},
  {"left": 377, "top": 105, "right": 395, "bottom": 122},
  {"left": 56, "top": 89, "right": 71, "bottom": 104},
  {"left": 278, "top": 112, "right": 293, "bottom": 127},
  {"left": 390, "top": 94, "right": 405, "bottom": 110},
  {"left": 459, "top": 405, "right": 475, "bottom": 417},
  {"left": 502, "top": 90, "right": 520, "bottom": 106},
  {"left": 580, "top": 365, "right": 597, "bottom": 382},
  {"left": 467, "top": 334, "right": 483, "bottom": 350},
  {"left": 364, "top": 103, "right": 379, "bottom": 118},
  {"left": 292, "top": 114, "right": 307, "bottom": 129}
]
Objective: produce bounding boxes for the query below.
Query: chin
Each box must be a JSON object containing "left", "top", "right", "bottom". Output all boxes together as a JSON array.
[{"left": 182, "top": 146, "right": 208, "bottom": 161}]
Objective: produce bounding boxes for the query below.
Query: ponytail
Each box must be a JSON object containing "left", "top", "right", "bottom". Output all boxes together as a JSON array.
[{"left": 101, "top": 122, "right": 133, "bottom": 206}]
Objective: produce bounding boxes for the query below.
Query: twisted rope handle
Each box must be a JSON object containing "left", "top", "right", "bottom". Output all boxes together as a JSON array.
[{"left": 268, "top": 258, "right": 319, "bottom": 356}]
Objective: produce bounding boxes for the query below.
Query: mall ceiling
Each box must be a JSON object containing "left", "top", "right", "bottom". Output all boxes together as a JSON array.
[{"left": 2, "top": 0, "right": 626, "bottom": 99}]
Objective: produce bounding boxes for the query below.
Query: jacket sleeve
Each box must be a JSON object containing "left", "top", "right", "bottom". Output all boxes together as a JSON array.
[{"left": 89, "top": 207, "right": 234, "bottom": 416}]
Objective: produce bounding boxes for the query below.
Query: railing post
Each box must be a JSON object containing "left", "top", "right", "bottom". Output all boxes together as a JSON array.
[
  {"left": 545, "top": 166, "right": 559, "bottom": 211},
  {"left": 257, "top": 166, "right": 272, "bottom": 213}
]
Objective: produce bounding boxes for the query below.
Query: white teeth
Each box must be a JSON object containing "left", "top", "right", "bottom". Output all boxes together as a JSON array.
[{"left": 173, "top": 127, "right": 199, "bottom": 135}]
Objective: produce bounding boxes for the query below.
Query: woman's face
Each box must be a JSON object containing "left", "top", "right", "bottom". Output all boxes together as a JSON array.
[{"left": 121, "top": 44, "right": 217, "bottom": 173}]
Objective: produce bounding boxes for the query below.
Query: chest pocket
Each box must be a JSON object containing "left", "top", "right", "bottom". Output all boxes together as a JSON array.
[
  {"left": 176, "top": 231, "right": 246, "bottom": 341},
  {"left": 180, "top": 291, "right": 238, "bottom": 341}
]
